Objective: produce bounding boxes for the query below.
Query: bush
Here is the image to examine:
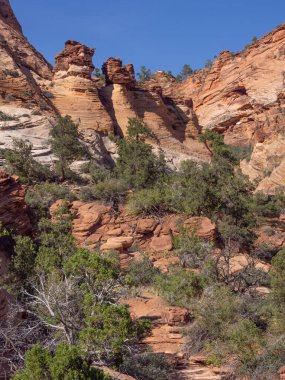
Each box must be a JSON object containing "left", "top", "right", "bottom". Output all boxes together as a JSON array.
[
  {"left": 25, "top": 182, "right": 74, "bottom": 219},
  {"left": 230, "top": 144, "right": 253, "bottom": 162},
  {"left": 127, "top": 184, "right": 175, "bottom": 215},
  {"left": 246, "top": 337, "right": 285, "bottom": 380},
  {"left": 125, "top": 256, "right": 160, "bottom": 287},
  {"left": 116, "top": 118, "right": 166, "bottom": 190},
  {"left": 9, "top": 236, "right": 37, "bottom": 286},
  {"left": 12, "top": 343, "right": 111, "bottom": 380},
  {"left": 270, "top": 248, "right": 285, "bottom": 306},
  {"left": 176, "top": 64, "right": 193, "bottom": 81},
  {"left": 42, "top": 91, "right": 54, "bottom": 99},
  {"left": 173, "top": 229, "right": 214, "bottom": 270},
  {"left": 120, "top": 353, "right": 172, "bottom": 380},
  {"left": 155, "top": 268, "right": 207, "bottom": 308},
  {"left": 4, "top": 138, "right": 53, "bottom": 183},
  {"left": 35, "top": 211, "right": 75, "bottom": 273},
  {"left": 80, "top": 304, "right": 150, "bottom": 365},
  {"left": 80, "top": 178, "right": 128, "bottom": 204},
  {"left": 137, "top": 66, "right": 153, "bottom": 82},
  {"left": 226, "top": 319, "right": 263, "bottom": 369},
  {"left": 80, "top": 161, "right": 113, "bottom": 184},
  {"left": 39, "top": 100, "right": 49, "bottom": 110},
  {"left": 49, "top": 116, "right": 88, "bottom": 180},
  {"left": 186, "top": 286, "right": 265, "bottom": 372},
  {"left": 0, "top": 110, "right": 18, "bottom": 121},
  {"left": 22, "top": 90, "right": 33, "bottom": 98},
  {"left": 3, "top": 69, "right": 20, "bottom": 78}
]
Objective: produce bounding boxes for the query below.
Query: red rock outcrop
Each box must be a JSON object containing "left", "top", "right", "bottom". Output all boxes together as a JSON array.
[
  {"left": 123, "top": 292, "right": 190, "bottom": 354},
  {"left": 0, "top": 0, "right": 55, "bottom": 123},
  {"left": 54, "top": 40, "right": 95, "bottom": 79},
  {"left": 102, "top": 58, "right": 135, "bottom": 86},
  {"left": 1, "top": 0, "right": 205, "bottom": 166},
  {"left": 0, "top": 0, "right": 22, "bottom": 34},
  {"left": 50, "top": 200, "right": 216, "bottom": 270},
  {"left": 50, "top": 41, "right": 114, "bottom": 134},
  {"left": 123, "top": 291, "right": 222, "bottom": 380},
  {"left": 100, "top": 59, "right": 208, "bottom": 165},
  {"left": 0, "top": 171, "right": 31, "bottom": 235},
  {"left": 279, "top": 366, "right": 285, "bottom": 380},
  {"left": 2, "top": 0, "right": 285, "bottom": 192},
  {"left": 172, "top": 25, "right": 285, "bottom": 144},
  {"left": 0, "top": 0, "right": 52, "bottom": 79}
]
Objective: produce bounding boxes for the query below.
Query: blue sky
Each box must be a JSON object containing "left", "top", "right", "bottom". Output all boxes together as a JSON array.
[{"left": 10, "top": 0, "right": 285, "bottom": 76}]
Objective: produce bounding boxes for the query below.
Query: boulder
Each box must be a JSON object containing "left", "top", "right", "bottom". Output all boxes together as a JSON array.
[
  {"left": 100, "top": 236, "right": 134, "bottom": 252},
  {"left": 136, "top": 218, "right": 159, "bottom": 234},
  {"left": 184, "top": 216, "right": 216, "bottom": 240},
  {"left": 149, "top": 234, "right": 173, "bottom": 252}
]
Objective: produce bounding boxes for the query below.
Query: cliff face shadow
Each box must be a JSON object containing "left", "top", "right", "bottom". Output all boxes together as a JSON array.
[{"left": 98, "top": 85, "right": 124, "bottom": 137}]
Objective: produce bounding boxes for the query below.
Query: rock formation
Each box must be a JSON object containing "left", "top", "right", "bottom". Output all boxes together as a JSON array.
[
  {"left": 123, "top": 291, "right": 224, "bottom": 380},
  {"left": 50, "top": 200, "right": 216, "bottom": 271},
  {"left": 50, "top": 41, "right": 114, "bottom": 134},
  {"left": 102, "top": 57, "right": 136, "bottom": 86},
  {"left": 162, "top": 24, "right": 285, "bottom": 188},
  {"left": 0, "top": 0, "right": 21, "bottom": 33},
  {"left": 171, "top": 25, "right": 285, "bottom": 144},
  {"left": 0, "top": 0, "right": 52, "bottom": 80},
  {"left": 100, "top": 58, "right": 208, "bottom": 165},
  {"left": 0, "top": 170, "right": 31, "bottom": 235},
  {"left": 1, "top": 0, "right": 285, "bottom": 187},
  {"left": 54, "top": 40, "right": 95, "bottom": 78}
]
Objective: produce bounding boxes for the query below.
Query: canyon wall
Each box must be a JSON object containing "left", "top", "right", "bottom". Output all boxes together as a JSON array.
[{"left": 0, "top": 0, "right": 285, "bottom": 188}]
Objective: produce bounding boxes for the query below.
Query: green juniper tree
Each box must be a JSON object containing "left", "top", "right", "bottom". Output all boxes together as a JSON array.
[
  {"left": 50, "top": 116, "right": 88, "bottom": 181},
  {"left": 176, "top": 64, "right": 193, "bottom": 81},
  {"left": 137, "top": 65, "right": 153, "bottom": 83},
  {"left": 116, "top": 118, "right": 166, "bottom": 190},
  {"left": 12, "top": 344, "right": 111, "bottom": 380}
]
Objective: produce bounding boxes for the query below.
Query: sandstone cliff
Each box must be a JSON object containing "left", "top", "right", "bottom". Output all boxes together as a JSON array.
[
  {"left": 101, "top": 58, "right": 208, "bottom": 165},
  {"left": 50, "top": 41, "right": 114, "bottom": 134},
  {"left": 0, "top": 0, "right": 206, "bottom": 167},
  {"left": 1, "top": 0, "right": 285, "bottom": 189},
  {"left": 171, "top": 25, "right": 285, "bottom": 144}
]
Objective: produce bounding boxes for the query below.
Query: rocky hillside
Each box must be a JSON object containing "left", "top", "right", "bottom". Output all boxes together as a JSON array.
[
  {"left": 158, "top": 25, "right": 285, "bottom": 191},
  {"left": 1, "top": 0, "right": 285, "bottom": 188},
  {"left": 0, "top": 0, "right": 208, "bottom": 167}
]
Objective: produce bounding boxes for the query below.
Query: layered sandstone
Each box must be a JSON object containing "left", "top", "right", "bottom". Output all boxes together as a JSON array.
[
  {"left": 50, "top": 41, "right": 113, "bottom": 134},
  {"left": 241, "top": 134, "right": 285, "bottom": 193},
  {"left": 153, "top": 23, "right": 285, "bottom": 189},
  {"left": 54, "top": 40, "right": 95, "bottom": 79},
  {"left": 0, "top": 0, "right": 52, "bottom": 80},
  {"left": 1, "top": 0, "right": 285, "bottom": 191},
  {"left": 172, "top": 24, "right": 285, "bottom": 145},
  {"left": 0, "top": 0, "right": 208, "bottom": 167},
  {"left": 0, "top": 0, "right": 21, "bottom": 33},
  {"left": 100, "top": 59, "right": 208, "bottom": 165}
]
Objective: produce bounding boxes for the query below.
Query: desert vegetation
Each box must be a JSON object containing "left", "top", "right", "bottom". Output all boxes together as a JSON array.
[{"left": 1, "top": 116, "right": 285, "bottom": 379}]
